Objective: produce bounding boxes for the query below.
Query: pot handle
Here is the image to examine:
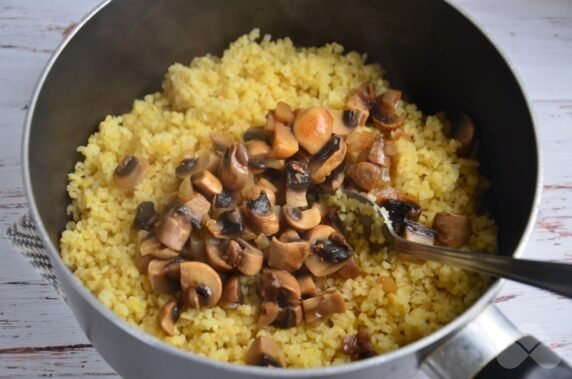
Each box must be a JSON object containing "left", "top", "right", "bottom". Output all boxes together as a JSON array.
[{"left": 421, "top": 304, "right": 572, "bottom": 379}]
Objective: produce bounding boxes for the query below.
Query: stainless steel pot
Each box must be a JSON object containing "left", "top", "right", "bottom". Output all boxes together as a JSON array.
[{"left": 22, "top": 0, "right": 568, "bottom": 378}]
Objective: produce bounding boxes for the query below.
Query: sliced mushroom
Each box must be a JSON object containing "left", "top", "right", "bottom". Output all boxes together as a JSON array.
[
  {"left": 245, "top": 190, "right": 280, "bottom": 235},
  {"left": 433, "top": 212, "right": 470, "bottom": 248},
  {"left": 133, "top": 201, "right": 157, "bottom": 230},
  {"left": 248, "top": 156, "right": 286, "bottom": 175},
  {"left": 305, "top": 224, "right": 336, "bottom": 243},
  {"left": 367, "top": 135, "right": 391, "bottom": 167},
  {"left": 328, "top": 108, "right": 366, "bottom": 135},
  {"left": 178, "top": 177, "right": 194, "bottom": 202},
  {"left": 134, "top": 231, "right": 154, "bottom": 274},
  {"left": 246, "top": 336, "right": 286, "bottom": 368},
  {"left": 139, "top": 236, "right": 179, "bottom": 259},
  {"left": 212, "top": 190, "right": 236, "bottom": 218},
  {"left": 346, "top": 83, "right": 375, "bottom": 115},
  {"left": 269, "top": 122, "right": 299, "bottom": 159},
  {"left": 272, "top": 305, "right": 304, "bottom": 328},
  {"left": 346, "top": 129, "right": 377, "bottom": 163},
  {"left": 192, "top": 170, "right": 223, "bottom": 197},
  {"left": 210, "top": 132, "right": 233, "bottom": 155},
  {"left": 205, "top": 236, "right": 233, "bottom": 272},
  {"left": 113, "top": 155, "right": 150, "bottom": 189},
  {"left": 450, "top": 112, "right": 476, "bottom": 157},
  {"left": 148, "top": 259, "right": 180, "bottom": 294},
  {"left": 380, "top": 198, "right": 421, "bottom": 234},
  {"left": 156, "top": 206, "right": 193, "bottom": 251},
  {"left": 403, "top": 220, "right": 436, "bottom": 245},
  {"left": 176, "top": 150, "right": 211, "bottom": 179},
  {"left": 206, "top": 208, "right": 244, "bottom": 238},
  {"left": 335, "top": 257, "right": 361, "bottom": 280},
  {"left": 343, "top": 327, "right": 376, "bottom": 360},
  {"left": 158, "top": 300, "right": 180, "bottom": 336},
  {"left": 220, "top": 274, "right": 241, "bottom": 309},
  {"left": 321, "top": 161, "right": 346, "bottom": 192},
  {"left": 236, "top": 239, "right": 264, "bottom": 276},
  {"left": 257, "top": 177, "right": 278, "bottom": 193},
  {"left": 260, "top": 269, "right": 301, "bottom": 306},
  {"left": 274, "top": 101, "right": 295, "bottom": 125},
  {"left": 279, "top": 228, "right": 300, "bottom": 242},
  {"left": 267, "top": 237, "right": 310, "bottom": 272},
  {"left": 187, "top": 232, "right": 207, "bottom": 263},
  {"left": 180, "top": 261, "right": 222, "bottom": 308},
  {"left": 371, "top": 89, "right": 405, "bottom": 131},
  {"left": 302, "top": 288, "right": 345, "bottom": 323},
  {"left": 246, "top": 140, "right": 272, "bottom": 161},
  {"left": 259, "top": 301, "right": 281, "bottom": 326},
  {"left": 348, "top": 161, "right": 391, "bottom": 191},
  {"left": 297, "top": 274, "right": 317, "bottom": 299},
  {"left": 285, "top": 160, "right": 311, "bottom": 208},
  {"left": 182, "top": 192, "right": 211, "bottom": 229},
  {"left": 310, "top": 136, "right": 347, "bottom": 184},
  {"left": 282, "top": 204, "right": 321, "bottom": 231},
  {"left": 292, "top": 107, "right": 333, "bottom": 154},
  {"left": 305, "top": 232, "right": 353, "bottom": 277},
  {"left": 243, "top": 126, "right": 272, "bottom": 143},
  {"left": 220, "top": 144, "right": 249, "bottom": 190}
]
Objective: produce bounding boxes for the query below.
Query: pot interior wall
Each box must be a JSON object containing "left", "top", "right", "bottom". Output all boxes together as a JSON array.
[{"left": 28, "top": 0, "right": 537, "bottom": 257}]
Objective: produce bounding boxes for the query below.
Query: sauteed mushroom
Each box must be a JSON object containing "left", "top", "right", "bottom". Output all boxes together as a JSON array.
[
  {"left": 310, "top": 136, "right": 347, "bottom": 184},
  {"left": 260, "top": 269, "right": 301, "bottom": 305},
  {"left": 343, "top": 327, "right": 376, "bottom": 360},
  {"left": 274, "top": 101, "right": 295, "bottom": 125},
  {"left": 292, "top": 107, "right": 333, "bottom": 154},
  {"left": 206, "top": 208, "right": 244, "bottom": 238},
  {"left": 220, "top": 144, "right": 249, "bottom": 190},
  {"left": 348, "top": 161, "right": 390, "bottom": 191},
  {"left": 113, "top": 155, "right": 149, "bottom": 189},
  {"left": 158, "top": 300, "right": 180, "bottom": 336},
  {"left": 176, "top": 151, "right": 211, "bottom": 179},
  {"left": 282, "top": 204, "right": 321, "bottom": 231},
  {"left": 267, "top": 237, "right": 310, "bottom": 272},
  {"left": 269, "top": 122, "right": 299, "bottom": 159},
  {"left": 371, "top": 89, "right": 405, "bottom": 131},
  {"left": 180, "top": 261, "right": 222, "bottom": 308},
  {"left": 192, "top": 170, "right": 223, "bottom": 197},
  {"left": 139, "top": 236, "right": 179, "bottom": 260},
  {"left": 247, "top": 336, "right": 286, "bottom": 368},
  {"left": 450, "top": 112, "right": 476, "bottom": 157},
  {"left": 328, "top": 108, "right": 366, "bottom": 135},
  {"left": 305, "top": 231, "right": 353, "bottom": 277},
  {"left": 156, "top": 206, "right": 193, "bottom": 251},
  {"left": 346, "top": 83, "right": 375, "bottom": 115},
  {"left": 183, "top": 192, "right": 211, "bottom": 229},
  {"left": 133, "top": 201, "right": 157, "bottom": 231},
  {"left": 220, "top": 274, "right": 241, "bottom": 309},
  {"left": 403, "top": 220, "right": 436, "bottom": 245},
  {"left": 243, "top": 126, "right": 272, "bottom": 143},
  {"left": 302, "top": 288, "right": 345, "bottom": 323},
  {"left": 245, "top": 190, "right": 280, "bottom": 235},
  {"left": 433, "top": 212, "right": 470, "bottom": 248},
  {"left": 285, "top": 160, "right": 311, "bottom": 208},
  {"left": 367, "top": 135, "right": 390, "bottom": 167},
  {"left": 296, "top": 273, "right": 317, "bottom": 299},
  {"left": 380, "top": 198, "right": 421, "bottom": 234},
  {"left": 148, "top": 259, "right": 179, "bottom": 294}
]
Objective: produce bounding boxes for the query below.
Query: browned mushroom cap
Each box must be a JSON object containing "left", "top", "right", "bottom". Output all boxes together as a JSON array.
[
  {"left": 450, "top": 112, "right": 476, "bottom": 157},
  {"left": 380, "top": 198, "right": 422, "bottom": 234},
  {"left": 113, "top": 155, "right": 150, "bottom": 189},
  {"left": 205, "top": 208, "right": 244, "bottom": 238},
  {"left": 210, "top": 132, "right": 233, "bottom": 155},
  {"left": 156, "top": 206, "right": 193, "bottom": 251},
  {"left": 343, "top": 327, "right": 376, "bottom": 360},
  {"left": 260, "top": 269, "right": 301, "bottom": 306},
  {"left": 175, "top": 150, "right": 211, "bottom": 179},
  {"left": 328, "top": 108, "right": 367, "bottom": 136},
  {"left": 302, "top": 288, "right": 345, "bottom": 323},
  {"left": 245, "top": 184, "right": 276, "bottom": 206},
  {"left": 292, "top": 107, "right": 333, "bottom": 154},
  {"left": 346, "top": 83, "right": 376, "bottom": 115},
  {"left": 371, "top": 89, "right": 405, "bottom": 131},
  {"left": 282, "top": 204, "right": 322, "bottom": 231},
  {"left": 367, "top": 135, "right": 391, "bottom": 167},
  {"left": 346, "top": 129, "right": 377, "bottom": 164},
  {"left": 183, "top": 192, "right": 211, "bottom": 229},
  {"left": 192, "top": 170, "right": 223, "bottom": 197},
  {"left": 246, "top": 336, "right": 287, "bottom": 368},
  {"left": 433, "top": 212, "right": 470, "bottom": 248},
  {"left": 305, "top": 232, "right": 353, "bottom": 277},
  {"left": 158, "top": 300, "right": 180, "bottom": 336},
  {"left": 297, "top": 274, "right": 317, "bottom": 299},
  {"left": 133, "top": 201, "right": 157, "bottom": 230},
  {"left": 147, "top": 259, "right": 180, "bottom": 294},
  {"left": 220, "top": 274, "right": 241, "bottom": 309},
  {"left": 285, "top": 160, "right": 311, "bottom": 208},
  {"left": 310, "top": 136, "right": 347, "bottom": 184},
  {"left": 269, "top": 122, "right": 299, "bottom": 159},
  {"left": 139, "top": 236, "right": 179, "bottom": 260},
  {"left": 180, "top": 261, "right": 223, "bottom": 308},
  {"left": 267, "top": 237, "right": 310, "bottom": 272},
  {"left": 219, "top": 144, "right": 249, "bottom": 190},
  {"left": 335, "top": 257, "right": 361, "bottom": 280},
  {"left": 245, "top": 190, "right": 280, "bottom": 235},
  {"left": 403, "top": 220, "right": 436, "bottom": 245},
  {"left": 348, "top": 161, "right": 391, "bottom": 191}
]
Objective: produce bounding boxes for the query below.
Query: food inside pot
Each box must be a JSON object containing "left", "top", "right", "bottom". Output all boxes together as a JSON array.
[{"left": 61, "top": 30, "right": 497, "bottom": 368}]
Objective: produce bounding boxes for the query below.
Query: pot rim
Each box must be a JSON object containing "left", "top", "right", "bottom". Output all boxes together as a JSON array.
[{"left": 21, "top": 0, "right": 543, "bottom": 376}]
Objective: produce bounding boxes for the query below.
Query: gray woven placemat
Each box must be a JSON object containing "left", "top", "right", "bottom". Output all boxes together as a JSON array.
[{"left": 6, "top": 215, "right": 67, "bottom": 301}]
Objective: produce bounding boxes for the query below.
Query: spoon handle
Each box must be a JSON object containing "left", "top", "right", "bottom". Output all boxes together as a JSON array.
[{"left": 393, "top": 238, "right": 572, "bottom": 298}]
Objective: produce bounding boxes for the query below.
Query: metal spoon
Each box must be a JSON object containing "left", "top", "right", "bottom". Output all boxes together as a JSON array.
[{"left": 335, "top": 189, "right": 572, "bottom": 298}]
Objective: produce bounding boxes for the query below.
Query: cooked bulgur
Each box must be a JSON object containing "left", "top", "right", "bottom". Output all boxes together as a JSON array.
[{"left": 60, "top": 29, "right": 497, "bottom": 368}]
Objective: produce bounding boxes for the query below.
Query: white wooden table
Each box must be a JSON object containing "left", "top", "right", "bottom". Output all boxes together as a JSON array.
[{"left": 0, "top": 0, "right": 571, "bottom": 377}]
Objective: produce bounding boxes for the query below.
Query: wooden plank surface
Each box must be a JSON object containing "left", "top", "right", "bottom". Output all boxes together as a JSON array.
[{"left": 0, "top": 0, "right": 571, "bottom": 377}]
